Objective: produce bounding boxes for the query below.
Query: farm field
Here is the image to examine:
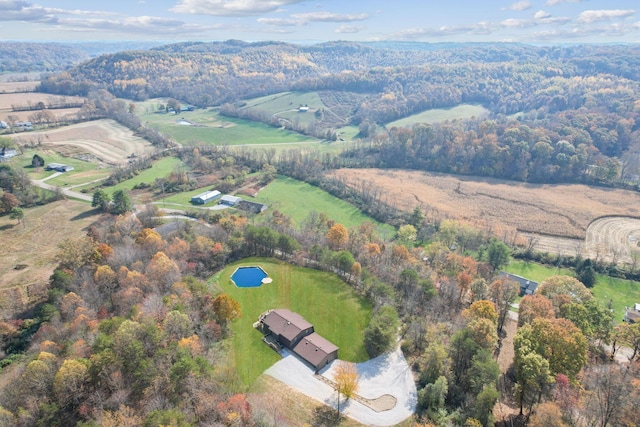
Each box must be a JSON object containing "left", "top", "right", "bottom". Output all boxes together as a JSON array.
[
  {"left": 387, "top": 104, "right": 490, "bottom": 127},
  {"left": 505, "top": 260, "right": 640, "bottom": 322},
  {"left": 0, "top": 200, "right": 97, "bottom": 317},
  {"left": 213, "top": 257, "right": 372, "bottom": 386},
  {"left": 7, "top": 119, "right": 157, "bottom": 165},
  {"left": 329, "top": 168, "right": 640, "bottom": 263},
  {"left": 252, "top": 176, "right": 396, "bottom": 238},
  {"left": 137, "top": 100, "right": 318, "bottom": 146},
  {"left": 0, "top": 85, "right": 83, "bottom": 125}
]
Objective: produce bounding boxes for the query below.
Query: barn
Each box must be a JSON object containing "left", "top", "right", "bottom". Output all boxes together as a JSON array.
[
  {"left": 259, "top": 309, "right": 339, "bottom": 370},
  {"left": 220, "top": 195, "right": 242, "bottom": 206},
  {"left": 191, "top": 190, "right": 221, "bottom": 204},
  {"left": 45, "top": 163, "right": 74, "bottom": 172}
]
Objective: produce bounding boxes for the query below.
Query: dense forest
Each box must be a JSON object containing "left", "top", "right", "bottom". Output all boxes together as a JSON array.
[{"left": 36, "top": 41, "right": 640, "bottom": 186}]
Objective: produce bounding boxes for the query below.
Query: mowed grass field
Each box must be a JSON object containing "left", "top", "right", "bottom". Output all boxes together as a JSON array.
[
  {"left": 137, "top": 99, "right": 317, "bottom": 146},
  {"left": 214, "top": 257, "right": 372, "bottom": 386},
  {"left": 241, "top": 91, "right": 324, "bottom": 128},
  {"left": 506, "top": 260, "right": 640, "bottom": 322},
  {"left": 387, "top": 104, "right": 490, "bottom": 128},
  {"left": 252, "top": 176, "right": 396, "bottom": 238}
]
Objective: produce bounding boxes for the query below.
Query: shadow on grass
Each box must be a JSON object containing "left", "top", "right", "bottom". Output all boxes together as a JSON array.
[
  {"left": 311, "top": 405, "right": 342, "bottom": 427},
  {"left": 70, "top": 208, "right": 102, "bottom": 221},
  {"left": 0, "top": 224, "right": 16, "bottom": 231}
]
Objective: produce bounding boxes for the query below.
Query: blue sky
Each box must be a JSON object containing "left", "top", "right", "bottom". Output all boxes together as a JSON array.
[{"left": 1, "top": 0, "right": 639, "bottom": 44}]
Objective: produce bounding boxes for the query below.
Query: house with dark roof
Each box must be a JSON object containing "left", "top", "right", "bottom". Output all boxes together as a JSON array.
[
  {"left": 258, "top": 309, "right": 338, "bottom": 370},
  {"left": 499, "top": 272, "right": 538, "bottom": 296}
]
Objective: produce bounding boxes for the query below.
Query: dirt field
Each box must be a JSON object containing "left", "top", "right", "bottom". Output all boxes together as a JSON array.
[
  {"left": 0, "top": 81, "right": 39, "bottom": 93},
  {"left": 329, "top": 168, "right": 640, "bottom": 262},
  {"left": 8, "top": 119, "right": 158, "bottom": 165},
  {"left": 0, "top": 200, "right": 98, "bottom": 318}
]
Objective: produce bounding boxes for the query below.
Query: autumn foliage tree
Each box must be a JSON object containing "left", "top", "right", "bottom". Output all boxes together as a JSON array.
[{"left": 327, "top": 223, "right": 348, "bottom": 250}]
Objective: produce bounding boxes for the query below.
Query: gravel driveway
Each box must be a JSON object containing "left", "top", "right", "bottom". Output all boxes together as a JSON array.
[{"left": 264, "top": 346, "right": 417, "bottom": 426}]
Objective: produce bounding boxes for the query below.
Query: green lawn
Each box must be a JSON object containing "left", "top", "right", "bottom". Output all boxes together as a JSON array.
[
  {"left": 387, "top": 104, "right": 489, "bottom": 128},
  {"left": 506, "top": 260, "right": 640, "bottom": 322},
  {"left": 8, "top": 148, "right": 104, "bottom": 184},
  {"left": 252, "top": 176, "right": 396, "bottom": 239},
  {"left": 213, "top": 258, "right": 372, "bottom": 386}
]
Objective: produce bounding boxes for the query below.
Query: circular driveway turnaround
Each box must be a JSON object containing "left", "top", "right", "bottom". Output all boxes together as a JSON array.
[{"left": 264, "top": 347, "right": 417, "bottom": 426}]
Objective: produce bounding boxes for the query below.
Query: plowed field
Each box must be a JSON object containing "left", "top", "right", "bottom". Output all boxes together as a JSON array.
[{"left": 8, "top": 119, "right": 157, "bottom": 164}]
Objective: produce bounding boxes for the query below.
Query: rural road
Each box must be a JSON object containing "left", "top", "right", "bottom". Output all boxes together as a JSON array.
[{"left": 34, "top": 172, "right": 92, "bottom": 202}]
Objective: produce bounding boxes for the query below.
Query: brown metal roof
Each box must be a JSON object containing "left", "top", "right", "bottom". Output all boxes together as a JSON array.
[
  {"left": 292, "top": 332, "right": 339, "bottom": 368},
  {"left": 262, "top": 309, "right": 313, "bottom": 342}
]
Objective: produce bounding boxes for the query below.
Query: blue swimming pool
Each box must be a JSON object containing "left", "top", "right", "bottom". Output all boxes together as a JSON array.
[{"left": 231, "top": 266, "right": 268, "bottom": 288}]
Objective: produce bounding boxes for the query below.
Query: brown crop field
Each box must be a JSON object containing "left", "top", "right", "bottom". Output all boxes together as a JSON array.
[
  {"left": 328, "top": 168, "right": 640, "bottom": 263},
  {"left": 8, "top": 119, "right": 158, "bottom": 165},
  {"left": 0, "top": 85, "right": 83, "bottom": 124},
  {"left": 0, "top": 200, "right": 98, "bottom": 319}
]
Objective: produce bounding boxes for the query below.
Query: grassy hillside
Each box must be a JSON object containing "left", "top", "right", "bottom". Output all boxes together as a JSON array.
[
  {"left": 252, "top": 176, "right": 395, "bottom": 238},
  {"left": 387, "top": 104, "right": 489, "bottom": 127},
  {"left": 137, "top": 100, "right": 317, "bottom": 146},
  {"left": 214, "top": 258, "right": 371, "bottom": 386}
]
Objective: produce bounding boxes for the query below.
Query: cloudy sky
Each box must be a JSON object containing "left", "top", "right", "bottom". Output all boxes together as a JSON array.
[{"left": 0, "top": 0, "right": 639, "bottom": 44}]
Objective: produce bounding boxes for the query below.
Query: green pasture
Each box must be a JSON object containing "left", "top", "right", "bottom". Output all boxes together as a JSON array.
[
  {"left": 213, "top": 257, "right": 372, "bottom": 386},
  {"left": 138, "top": 101, "right": 317, "bottom": 146},
  {"left": 75, "top": 156, "right": 185, "bottom": 196},
  {"left": 506, "top": 260, "right": 640, "bottom": 322},
  {"left": 241, "top": 92, "right": 324, "bottom": 115},
  {"left": 158, "top": 185, "right": 221, "bottom": 207},
  {"left": 253, "top": 176, "right": 395, "bottom": 238},
  {"left": 387, "top": 104, "right": 489, "bottom": 128}
]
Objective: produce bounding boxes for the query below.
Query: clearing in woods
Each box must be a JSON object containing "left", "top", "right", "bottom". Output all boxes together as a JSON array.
[
  {"left": 0, "top": 201, "right": 97, "bottom": 317},
  {"left": 329, "top": 168, "right": 640, "bottom": 263}
]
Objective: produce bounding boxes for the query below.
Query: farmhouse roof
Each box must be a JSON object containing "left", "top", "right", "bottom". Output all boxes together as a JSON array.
[
  {"left": 292, "top": 332, "right": 339, "bottom": 368},
  {"left": 499, "top": 272, "right": 538, "bottom": 295},
  {"left": 262, "top": 309, "right": 313, "bottom": 343}
]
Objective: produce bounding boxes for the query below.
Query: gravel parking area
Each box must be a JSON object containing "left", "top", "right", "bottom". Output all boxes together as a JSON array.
[{"left": 264, "top": 347, "right": 417, "bottom": 426}]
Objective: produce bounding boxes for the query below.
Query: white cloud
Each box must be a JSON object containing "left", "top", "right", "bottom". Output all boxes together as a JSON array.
[
  {"left": 55, "top": 16, "right": 219, "bottom": 35},
  {"left": 335, "top": 25, "right": 364, "bottom": 34},
  {"left": 577, "top": 9, "right": 635, "bottom": 24},
  {"left": 546, "top": 0, "right": 583, "bottom": 5},
  {"left": 257, "top": 17, "right": 300, "bottom": 26},
  {"left": 505, "top": 1, "right": 531, "bottom": 12},
  {"left": 501, "top": 18, "right": 535, "bottom": 28},
  {"left": 170, "top": 0, "right": 309, "bottom": 17},
  {"left": 290, "top": 11, "right": 368, "bottom": 23},
  {"left": 534, "top": 10, "right": 551, "bottom": 20}
]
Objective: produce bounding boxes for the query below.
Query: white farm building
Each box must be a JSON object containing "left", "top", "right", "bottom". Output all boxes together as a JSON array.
[{"left": 191, "top": 190, "right": 221, "bottom": 204}]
